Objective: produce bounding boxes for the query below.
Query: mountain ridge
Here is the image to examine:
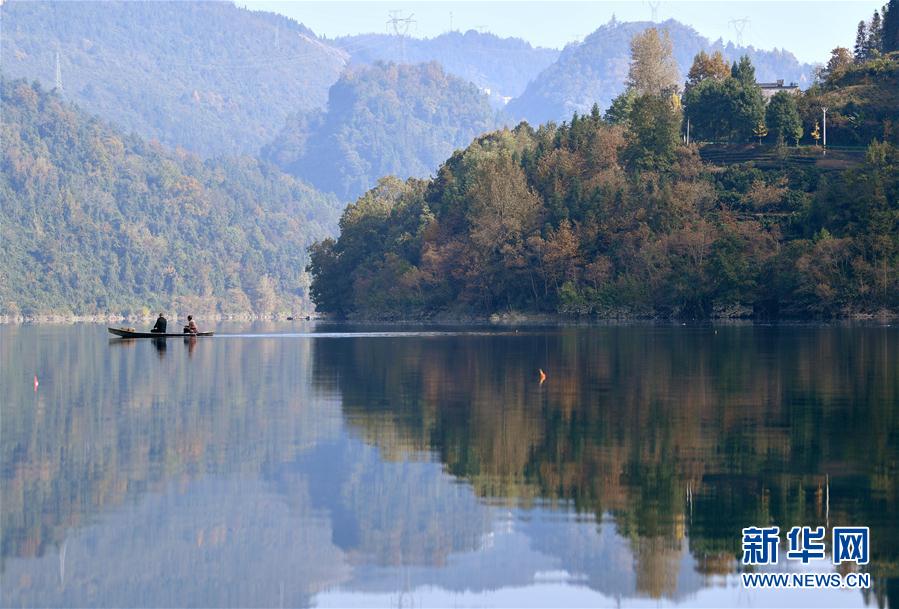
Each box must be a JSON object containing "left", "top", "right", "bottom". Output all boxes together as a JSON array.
[
  {"left": 0, "top": 0, "right": 347, "bottom": 157},
  {"left": 506, "top": 18, "right": 815, "bottom": 125},
  {"left": 262, "top": 61, "right": 503, "bottom": 201}
]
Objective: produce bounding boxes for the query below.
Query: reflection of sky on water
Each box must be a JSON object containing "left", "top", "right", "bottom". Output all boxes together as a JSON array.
[{"left": 1, "top": 323, "right": 892, "bottom": 607}]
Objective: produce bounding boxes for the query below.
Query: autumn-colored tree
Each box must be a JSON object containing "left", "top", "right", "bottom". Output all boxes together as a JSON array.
[
  {"left": 626, "top": 28, "right": 680, "bottom": 96},
  {"left": 466, "top": 152, "right": 541, "bottom": 251},
  {"left": 824, "top": 47, "right": 853, "bottom": 77},
  {"left": 541, "top": 220, "right": 582, "bottom": 293},
  {"left": 753, "top": 120, "right": 768, "bottom": 145},
  {"left": 811, "top": 120, "right": 821, "bottom": 146},
  {"left": 685, "top": 50, "right": 730, "bottom": 91}
]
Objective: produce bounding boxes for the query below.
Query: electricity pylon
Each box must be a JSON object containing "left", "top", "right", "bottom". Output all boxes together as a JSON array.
[
  {"left": 729, "top": 17, "right": 750, "bottom": 46},
  {"left": 386, "top": 10, "right": 416, "bottom": 63},
  {"left": 54, "top": 51, "right": 63, "bottom": 91}
]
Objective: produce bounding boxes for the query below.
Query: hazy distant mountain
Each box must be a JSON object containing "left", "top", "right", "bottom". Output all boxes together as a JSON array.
[
  {"left": 334, "top": 30, "right": 560, "bottom": 105},
  {"left": 1, "top": 1, "right": 347, "bottom": 157},
  {"left": 0, "top": 79, "right": 341, "bottom": 317},
  {"left": 263, "top": 62, "right": 502, "bottom": 201},
  {"left": 507, "top": 19, "right": 815, "bottom": 125}
]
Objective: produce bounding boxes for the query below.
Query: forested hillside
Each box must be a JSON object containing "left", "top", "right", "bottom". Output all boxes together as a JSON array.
[
  {"left": 263, "top": 62, "right": 502, "bottom": 201},
  {"left": 800, "top": 53, "right": 899, "bottom": 146},
  {"left": 0, "top": 79, "right": 341, "bottom": 317},
  {"left": 335, "top": 30, "right": 559, "bottom": 104},
  {"left": 0, "top": 1, "right": 347, "bottom": 156},
  {"left": 507, "top": 19, "right": 813, "bottom": 125},
  {"left": 307, "top": 48, "right": 899, "bottom": 320}
]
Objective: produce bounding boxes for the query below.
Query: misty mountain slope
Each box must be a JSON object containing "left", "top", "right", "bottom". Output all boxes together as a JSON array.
[
  {"left": 507, "top": 19, "right": 814, "bottom": 125},
  {"left": 263, "top": 62, "right": 503, "bottom": 201},
  {"left": 0, "top": 79, "right": 341, "bottom": 317},
  {"left": 334, "top": 30, "right": 560, "bottom": 104},
  {"left": 1, "top": 0, "right": 347, "bottom": 157}
]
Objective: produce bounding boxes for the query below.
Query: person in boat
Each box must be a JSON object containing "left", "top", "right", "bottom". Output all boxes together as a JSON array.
[
  {"left": 183, "top": 315, "right": 198, "bottom": 334},
  {"left": 151, "top": 313, "right": 167, "bottom": 333}
]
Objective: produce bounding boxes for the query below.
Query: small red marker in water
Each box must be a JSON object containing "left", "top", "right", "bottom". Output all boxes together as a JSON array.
[{"left": 34, "top": 375, "right": 39, "bottom": 392}]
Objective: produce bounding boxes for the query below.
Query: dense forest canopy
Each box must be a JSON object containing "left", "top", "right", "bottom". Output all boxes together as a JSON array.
[
  {"left": 506, "top": 19, "right": 814, "bottom": 126},
  {"left": 263, "top": 61, "right": 503, "bottom": 201},
  {"left": 308, "top": 37, "right": 899, "bottom": 320},
  {"left": 0, "top": 79, "right": 340, "bottom": 317},
  {"left": 0, "top": 0, "right": 347, "bottom": 157}
]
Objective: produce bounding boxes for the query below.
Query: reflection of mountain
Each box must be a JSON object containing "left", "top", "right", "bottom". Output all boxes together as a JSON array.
[
  {"left": 2, "top": 477, "right": 349, "bottom": 607},
  {"left": 274, "top": 438, "right": 492, "bottom": 568},
  {"left": 311, "top": 327, "right": 899, "bottom": 605}
]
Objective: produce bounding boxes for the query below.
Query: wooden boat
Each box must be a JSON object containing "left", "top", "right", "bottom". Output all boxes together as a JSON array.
[{"left": 108, "top": 327, "right": 214, "bottom": 338}]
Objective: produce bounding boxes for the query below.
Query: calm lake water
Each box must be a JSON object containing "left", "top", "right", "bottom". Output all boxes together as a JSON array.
[{"left": 2, "top": 323, "right": 897, "bottom": 608}]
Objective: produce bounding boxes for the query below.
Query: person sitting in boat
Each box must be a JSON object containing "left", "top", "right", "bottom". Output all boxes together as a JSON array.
[
  {"left": 183, "top": 315, "right": 198, "bottom": 334},
  {"left": 151, "top": 313, "right": 167, "bottom": 333}
]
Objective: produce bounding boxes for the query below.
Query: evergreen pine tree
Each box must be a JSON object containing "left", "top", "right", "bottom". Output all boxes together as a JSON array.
[
  {"left": 854, "top": 20, "right": 869, "bottom": 62},
  {"left": 882, "top": 0, "right": 899, "bottom": 53},
  {"left": 731, "top": 55, "right": 757, "bottom": 85},
  {"left": 867, "top": 10, "right": 883, "bottom": 56}
]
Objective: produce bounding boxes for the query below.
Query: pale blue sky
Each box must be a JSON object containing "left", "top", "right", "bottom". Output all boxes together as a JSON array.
[{"left": 241, "top": 1, "right": 883, "bottom": 64}]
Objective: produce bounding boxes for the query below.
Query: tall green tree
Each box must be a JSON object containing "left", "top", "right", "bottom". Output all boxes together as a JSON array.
[
  {"left": 731, "top": 55, "right": 757, "bottom": 85},
  {"left": 604, "top": 89, "right": 638, "bottom": 126},
  {"left": 884, "top": 0, "right": 899, "bottom": 53},
  {"left": 625, "top": 93, "right": 682, "bottom": 170},
  {"left": 855, "top": 21, "right": 869, "bottom": 62},
  {"left": 867, "top": 9, "right": 884, "bottom": 56},
  {"left": 683, "top": 79, "right": 734, "bottom": 142},
  {"left": 766, "top": 91, "right": 803, "bottom": 146},
  {"left": 683, "top": 56, "right": 764, "bottom": 143}
]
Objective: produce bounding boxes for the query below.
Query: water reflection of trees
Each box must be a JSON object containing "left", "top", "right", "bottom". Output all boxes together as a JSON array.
[
  {"left": 1, "top": 325, "right": 335, "bottom": 567},
  {"left": 312, "top": 327, "right": 899, "bottom": 605}
]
